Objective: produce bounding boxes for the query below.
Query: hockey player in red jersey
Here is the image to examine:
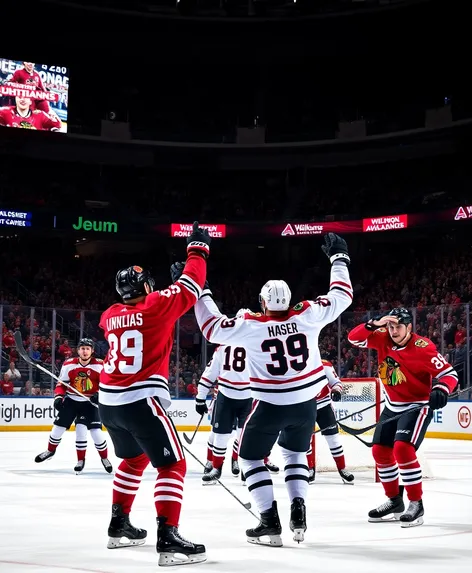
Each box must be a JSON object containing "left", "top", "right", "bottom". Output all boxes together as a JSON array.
[
  {"left": 348, "top": 308, "right": 458, "bottom": 527},
  {"left": 34, "top": 338, "right": 112, "bottom": 474},
  {"left": 98, "top": 222, "right": 210, "bottom": 566},
  {"left": 0, "top": 97, "right": 61, "bottom": 130},
  {"left": 8, "top": 62, "right": 50, "bottom": 112},
  {"left": 306, "top": 359, "right": 354, "bottom": 484}
]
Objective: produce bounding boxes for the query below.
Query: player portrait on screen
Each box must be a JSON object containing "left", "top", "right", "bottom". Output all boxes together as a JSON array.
[
  {"left": 0, "top": 57, "right": 69, "bottom": 132},
  {"left": 7, "top": 62, "right": 50, "bottom": 113},
  {"left": 0, "top": 96, "right": 62, "bottom": 131}
]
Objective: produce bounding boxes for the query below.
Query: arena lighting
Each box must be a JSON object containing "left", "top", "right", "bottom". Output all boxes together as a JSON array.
[{"left": 176, "top": 0, "right": 196, "bottom": 13}]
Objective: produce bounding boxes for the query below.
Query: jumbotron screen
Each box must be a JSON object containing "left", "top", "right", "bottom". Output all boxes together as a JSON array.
[{"left": 0, "top": 58, "right": 69, "bottom": 133}]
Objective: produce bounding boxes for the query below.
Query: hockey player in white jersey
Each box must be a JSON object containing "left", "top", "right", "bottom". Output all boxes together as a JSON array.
[
  {"left": 195, "top": 339, "right": 252, "bottom": 484},
  {"left": 175, "top": 233, "right": 353, "bottom": 546},
  {"left": 306, "top": 359, "right": 354, "bottom": 484}
]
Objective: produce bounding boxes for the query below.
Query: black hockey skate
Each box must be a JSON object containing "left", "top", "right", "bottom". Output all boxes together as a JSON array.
[
  {"left": 265, "top": 461, "right": 279, "bottom": 474},
  {"left": 289, "top": 497, "right": 307, "bottom": 543},
  {"left": 231, "top": 459, "right": 240, "bottom": 476},
  {"left": 74, "top": 459, "right": 85, "bottom": 474},
  {"left": 339, "top": 468, "right": 355, "bottom": 484},
  {"left": 156, "top": 516, "right": 206, "bottom": 566},
  {"left": 107, "top": 503, "right": 147, "bottom": 549},
  {"left": 203, "top": 461, "right": 213, "bottom": 475},
  {"left": 368, "top": 487, "right": 405, "bottom": 522},
  {"left": 202, "top": 467, "right": 221, "bottom": 485},
  {"left": 246, "top": 501, "right": 282, "bottom": 547},
  {"left": 35, "top": 450, "right": 55, "bottom": 463},
  {"left": 308, "top": 468, "right": 315, "bottom": 484},
  {"left": 101, "top": 458, "right": 113, "bottom": 474},
  {"left": 400, "top": 500, "right": 424, "bottom": 528}
]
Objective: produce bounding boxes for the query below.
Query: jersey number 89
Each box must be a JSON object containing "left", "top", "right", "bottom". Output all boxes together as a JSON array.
[{"left": 104, "top": 329, "right": 143, "bottom": 375}]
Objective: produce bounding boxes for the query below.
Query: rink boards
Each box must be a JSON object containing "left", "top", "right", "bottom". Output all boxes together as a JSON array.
[{"left": 0, "top": 397, "right": 471, "bottom": 439}]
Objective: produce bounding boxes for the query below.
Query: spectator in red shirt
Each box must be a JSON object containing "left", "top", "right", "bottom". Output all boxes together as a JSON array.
[
  {"left": 186, "top": 382, "right": 198, "bottom": 397},
  {"left": 0, "top": 379, "right": 14, "bottom": 395},
  {"left": 454, "top": 324, "right": 466, "bottom": 346},
  {"left": 58, "top": 339, "right": 72, "bottom": 359}
]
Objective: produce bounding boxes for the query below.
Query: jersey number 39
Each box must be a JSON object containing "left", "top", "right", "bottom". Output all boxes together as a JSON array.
[{"left": 104, "top": 330, "right": 143, "bottom": 374}]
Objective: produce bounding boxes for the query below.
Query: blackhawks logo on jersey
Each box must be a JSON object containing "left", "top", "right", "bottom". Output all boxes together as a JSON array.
[
  {"left": 378, "top": 356, "right": 407, "bottom": 387},
  {"left": 415, "top": 339, "right": 429, "bottom": 348},
  {"left": 74, "top": 371, "right": 94, "bottom": 392},
  {"left": 293, "top": 302, "right": 304, "bottom": 311}
]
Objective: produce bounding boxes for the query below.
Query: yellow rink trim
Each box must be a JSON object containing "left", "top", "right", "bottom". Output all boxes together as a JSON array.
[
  {"left": 0, "top": 425, "right": 213, "bottom": 432},
  {"left": 425, "top": 431, "right": 472, "bottom": 440}
]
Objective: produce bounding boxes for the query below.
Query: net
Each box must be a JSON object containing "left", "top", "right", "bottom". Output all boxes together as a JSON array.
[{"left": 314, "top": 378, "right": 433, "bottom": 480}]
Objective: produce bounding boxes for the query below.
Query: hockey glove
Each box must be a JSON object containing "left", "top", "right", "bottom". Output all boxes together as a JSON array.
[
  {"left": 321, "top": 233, "right": 350, "bottom": 265},
  {"left": 331, "top": 387, "right": 342, "bottom": 402},
  {"left": 365, "top": 314, "right": 389, "bottom": 331},
  {"left": 170, "top": 261, "right": 185, "bottom": 283},
  {"left": 195, "top": 398, "right": 208, "bottom": 416},
  {"left": 187, "top": 221, "right": 211, "bottom": 259},
  {"left": 429, "top": 378, "right": 449, "bottom": 410},
  {"left": 54, "top": 395, "right": 64, "bottom": 411},
  {"left": 90, "top": 393, "right": 99, "bottom": 405}
]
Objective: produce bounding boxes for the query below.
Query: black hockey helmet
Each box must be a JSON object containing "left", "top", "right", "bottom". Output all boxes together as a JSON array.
[
  {"left": 78, "top": 337, "right": 94, "bottom": 349},
  {"left": 387, "top": 307, "right": 413, "bottom": 325},
  {"left": 115, "top": 265, "right": 155, "bottom": 301}
]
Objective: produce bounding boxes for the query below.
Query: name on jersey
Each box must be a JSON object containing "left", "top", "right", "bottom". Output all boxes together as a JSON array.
[
  {"left": 106, "top": 313, "right": 143, "bottom": 331},
  {"left": 267, "top": 323, "right": 299, "bottom": 337}
]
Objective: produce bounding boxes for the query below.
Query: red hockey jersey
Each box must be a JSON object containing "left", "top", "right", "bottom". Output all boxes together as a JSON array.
[
  {"left": 348, "top": 324, "right": 458, "bottom": 412},
  {"left": 55, "top": 357, "right": 103, "bottom": 401},
  {"left": 99, "top": 254, "right": 206, "bottom": 409}
]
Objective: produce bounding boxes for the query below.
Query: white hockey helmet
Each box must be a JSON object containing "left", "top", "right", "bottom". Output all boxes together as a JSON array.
[{"left": 259, "top": 280, "right": 292, "bottom": 312}]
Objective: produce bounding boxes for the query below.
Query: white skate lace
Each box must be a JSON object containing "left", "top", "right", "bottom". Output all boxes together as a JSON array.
[{"left": 377, "top": 500, "right": 395, "bottom": 513}]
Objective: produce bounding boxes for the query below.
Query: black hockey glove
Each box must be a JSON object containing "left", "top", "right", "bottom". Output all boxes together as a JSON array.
[
  {"left": 195, "top": 398, "right": 208, "bottom": 416},
  {"left": 429, "top": 378, "right": 449, "bottom": 410},
  {"left": 331, "top": 388, "right": 342, "bottom": 402},
  {"left": 90, "top": 393, "right": 99, "bottom": 405},
  {"left": 54, "top": 395, "right": 64, "bottom": 411},
  {"left": 187, "top": 221, "right": 211, "bottom": 259},
  {"left": 170, "top": 261, "right": 185, "bottom": 283},
  {"left": 321, "top": 233, "right": 350, "bottom": 265},
  {"left": 365, "top": 314, "right": 388, "bottom": 331}
]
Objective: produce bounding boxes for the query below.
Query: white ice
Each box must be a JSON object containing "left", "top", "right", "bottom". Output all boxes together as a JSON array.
[{"left": 0, "top": 431, "right": 471, "bottom": 573}]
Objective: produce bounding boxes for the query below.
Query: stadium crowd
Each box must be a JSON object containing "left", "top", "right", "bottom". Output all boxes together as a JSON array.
[{"left": 2, "top": 234, "right": 471, "bottom": 396}]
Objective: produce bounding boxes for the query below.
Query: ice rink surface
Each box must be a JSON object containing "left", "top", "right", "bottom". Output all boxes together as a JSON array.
[{"left": 0, "top": 431, "right": 471, "bottom": 573}]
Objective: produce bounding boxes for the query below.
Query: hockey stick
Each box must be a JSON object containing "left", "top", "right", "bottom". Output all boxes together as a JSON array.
[
  {"left": 14, "top": 331, "right": 99, "bottom": 408},
  {"left": 314, "top": 398, "right": 385, "bottom": 434},
  {"left": 182, "top": 445, "right": 258, "bottom": 519},
  {"left": 337, "top": 386, "right": 470, "bottom": 447},
  {"left": 183, "top": 414, "right": 204, "bottom": 445}
]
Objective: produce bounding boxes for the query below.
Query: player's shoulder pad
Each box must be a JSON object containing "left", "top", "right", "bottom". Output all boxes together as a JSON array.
[
  {"left": 414, "top": 337, "right": 429, "bottom": 348},
  {"left": 292, "top": 301, "right": 311, "bottom": 313},
  {"left": 32, "top": 109, "right": 41, "bottom": 114},
  {"left": 94, "top": 358, "right": 104, "bottom": 364},
  {"left": 413, "top": 335, "right": 435, "bottom": 350},
  {"left": 374, "top": 327, "right": 387, "bottom": 334},
  {"left": 63, "top": 357, "right": 77, "bottom": 365},
  {"left": 322, "top": 359, "right": 333, "bottom": 367},
  {"left": 244, "top": 310, "right": 262, "bottom": 318}
]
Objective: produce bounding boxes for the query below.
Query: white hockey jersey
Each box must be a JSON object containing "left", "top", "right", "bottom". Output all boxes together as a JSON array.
[
  {"left": 197, "top": 345, "right": 251, "bottom": 401},
  {"left": 316, "top": 359, "right": 343, "bottom": 410},
  {"left": 195, "top": 261, "right": 353, "bottom": 406}
]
